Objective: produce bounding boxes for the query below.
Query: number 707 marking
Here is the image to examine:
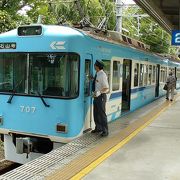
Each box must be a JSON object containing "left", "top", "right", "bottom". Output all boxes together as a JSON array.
[{"left": 20, "top": 106, "right": 36, "bottom": 113}]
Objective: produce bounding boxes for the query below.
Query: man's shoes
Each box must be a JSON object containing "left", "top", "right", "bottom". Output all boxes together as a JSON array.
[
  {"left": 100, "top": 131, "right": 109, "bottom": 137},
  {"left": 166, "top": 97, "right": 169, "bottom": 100},
  {"left": 170, "top": 99, "right": 173, "bottom": 101},
  {"left": 91, "top": 129, "right": 102, "bottom": 133}
]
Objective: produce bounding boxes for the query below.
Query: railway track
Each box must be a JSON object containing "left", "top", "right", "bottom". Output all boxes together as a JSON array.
[{"left": 0, "top": 159, "right": 21, "bottom": 176}]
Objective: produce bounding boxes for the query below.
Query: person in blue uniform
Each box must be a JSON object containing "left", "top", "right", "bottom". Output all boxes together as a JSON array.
[{"left": 91, "top": 60, "right": 109, "bottom": 137}]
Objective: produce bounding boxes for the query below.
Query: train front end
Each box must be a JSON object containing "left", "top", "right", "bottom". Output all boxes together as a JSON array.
[{"left": 0, "top": 25, "right": 85, "bottom": 164}]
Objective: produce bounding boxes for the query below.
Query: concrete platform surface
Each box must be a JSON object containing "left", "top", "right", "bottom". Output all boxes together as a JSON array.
[{"left": 84, "top": 96, "right": 180, "bottom": 180}]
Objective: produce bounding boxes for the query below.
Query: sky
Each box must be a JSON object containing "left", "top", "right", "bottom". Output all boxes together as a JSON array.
[{"left": 122, "top": 0, "right": 135, "bottom": 4}]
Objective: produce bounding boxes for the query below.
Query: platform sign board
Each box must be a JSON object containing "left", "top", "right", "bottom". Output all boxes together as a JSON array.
[{"left": 172, "top": 30, "right": 180, "bottom": 46}]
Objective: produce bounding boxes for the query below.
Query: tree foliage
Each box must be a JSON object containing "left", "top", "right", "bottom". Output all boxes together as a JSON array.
[
  {"left": 0, "top": 10, "right": 16, "bottom": 33},
  {"left": 122, "top": 7, "right": 174, "bottom": 54},
  {"left": 49, "top": 0, "right": 116, "bottom": 29},
  {"left": 0, "top": 0, "right": 177, "bottom": 55}
]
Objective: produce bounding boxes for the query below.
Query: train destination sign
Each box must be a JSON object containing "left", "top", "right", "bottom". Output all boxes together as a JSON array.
[
  {"left": 172, "top": 30, "right": 180, "bottom": 46},
  {"left": 0, "top": 42, "right": 16, "bottom": 49}
]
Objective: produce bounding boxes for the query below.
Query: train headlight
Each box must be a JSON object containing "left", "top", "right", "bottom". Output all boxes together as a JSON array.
[{"left": 56, "top": 123, "right": 67, "bottom": 133}]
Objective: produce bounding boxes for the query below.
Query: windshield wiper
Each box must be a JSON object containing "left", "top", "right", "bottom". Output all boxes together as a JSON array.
[
  {"left": 7, "top": 90, "right": 16, "bottom": 104},
  {"left": 37, "top": 91, "right": 50, "bottom": 107},
  {"left": 7, "top": 80, "right": 23, "bottom": 104}
]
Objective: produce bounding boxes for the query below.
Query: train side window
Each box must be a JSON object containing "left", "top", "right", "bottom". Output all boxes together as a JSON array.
[
  {"left": 172, "top": 68, "right": 175, "bottom": 75},
  {"left": 144, "top": 64, "right": 148, "bottom": 86},
  {"left": 134, "top": 63, "right": 139, "bottom": 87},
  {"left": 160, "top": 67, "right": 162, "bottom": 82},
  {"left": 148, "top": 65, "right": 152, "bottom": 85},
  {"left": 84, "top": 60, "right": 91, "bottom": 96},
  {"left": 164, "top": 67, "right": 167, "bottom": 82},
  {"left": 152, "top": 65, "right": 156, "bottom": 83},
  {"left": 177, "top": 68, "right": 180, "bottom": 80},
  {"left": 112, "top": 61, "right": 121, "bottom": 91},
  {"left": 139, "top": 64, "right": 144, "bottom": 86},
  {"left": 160, "top": 66, "right": 165, "bottom": 82},
  {"left": 102, "top": 60, "right": 111, "bottom": 89},
  {"left": 169, "top": 67, "right": 173, "bottom": 75},
  {"left": 163, "top": 67, "right": 166, "bottom": 82}
]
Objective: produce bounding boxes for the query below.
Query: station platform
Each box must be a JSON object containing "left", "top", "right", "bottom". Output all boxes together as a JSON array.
[
  {"left": 83, "top": 95, "right": 180, "bottom": 180},
  {"left": 0, "top": 93, "right": 180, "bottom": 180}
]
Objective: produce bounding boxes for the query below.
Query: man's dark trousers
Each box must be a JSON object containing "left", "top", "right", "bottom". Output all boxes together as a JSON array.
[{"left": 93, "top": 94, "right": 108, "bottom": 133}]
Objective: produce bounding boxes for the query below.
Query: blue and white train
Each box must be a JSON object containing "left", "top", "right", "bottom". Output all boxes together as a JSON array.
[{"left": 0, "top": 24, "right": 180, "bottom": 164}]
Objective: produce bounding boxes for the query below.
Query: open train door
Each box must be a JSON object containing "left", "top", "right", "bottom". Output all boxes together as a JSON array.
[
  {"left": 155, "top": 64, "right": 160, "bottom": 97},
  {"left": 83, "top": 55, "right": 93, "bottom": 132},
  {"left": 121, "top": 59, "right": 132, "bottom": 112}
]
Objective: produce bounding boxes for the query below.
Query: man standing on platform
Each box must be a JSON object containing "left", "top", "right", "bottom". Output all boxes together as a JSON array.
[
  {"left": 91, "top": 60, "right": 109, "bottom": 137},
  {"left": 166, "top": 71, "right": 176, "bottom": 101}
]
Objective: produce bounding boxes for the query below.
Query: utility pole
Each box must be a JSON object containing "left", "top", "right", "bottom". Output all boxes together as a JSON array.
[
  {"left": 116, "top": 0, "right": 123, "bottom": 33},
  {"left": 122, "top": 14, "right": 149, "bottom": 37},
  {"left": 137, "top": 16, "right": 140, "bottom": 37}
]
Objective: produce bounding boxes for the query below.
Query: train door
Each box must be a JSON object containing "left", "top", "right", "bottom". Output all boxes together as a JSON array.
[
  {"left": 84, "top": 57, "right": 93, "bottom": 132},
  {"left": 121, "top": 59, "right": 132, "bottom": 112},
  {"left": 155, "top": 64, "right": 160, "bottom": 97}
]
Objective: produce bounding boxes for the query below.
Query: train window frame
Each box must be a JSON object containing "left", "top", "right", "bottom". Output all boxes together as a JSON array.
[
  {"left": 0, "top": 53, "right": 27, "bottom": 94},
  {"left": 102, "top": 59, "right": 111, "bottom": 93},
  {"left": 112, "top": 60, "right": 121, "bottom": 91},
  {"left": 176, "top": 68, "right": 180, "bottom": 80},
  {"left": 164, "top": 67, "right": 168, "bottom": 82},
  {"left": 0, "top": 52, "right": 80, "bottom": 100},
  {"left": 160, "top": 66, "right": 166, "bottom": 83},
  {"left": 29, "top": 52, "right": 80, "bottom": 99},
  {"left": 139, "top": 63, "right": 144, "bottom": 87},
  {"left": 144, "top": 64, "right": 148, "bottom": 86},
  {"left": 133, "top": 63, "right": 139, "bottom": 87},
  {"left": 84, "top": 59, "right": 91, "bottom": 96},
  {"left": 160, "top": 66, "right": 162, "bottom": 82},
  {"left": 152, "top": 65, "right": 156, "bottom": 84}
]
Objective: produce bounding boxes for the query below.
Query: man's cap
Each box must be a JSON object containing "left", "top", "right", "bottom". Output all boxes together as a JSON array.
[
  {"left": 94, "top": 60, "right": 104, "bottom": 68},
  {"left": 169, "top": 71, "right": 173, "bottom": 75}
]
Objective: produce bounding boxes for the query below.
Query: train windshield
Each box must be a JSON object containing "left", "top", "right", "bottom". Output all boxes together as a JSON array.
[
  {"left": 0, "top": 53, "right": 79, "bottom": 98},
  {"left": 0, "top": 53, "right": 27, "bottom": 93}
]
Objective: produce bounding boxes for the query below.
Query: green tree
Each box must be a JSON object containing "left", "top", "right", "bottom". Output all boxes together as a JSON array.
[
  {"left": 49, "top": 0, "right": 115, "bottom": 29},
  {"left": 122, "top": 7, "right": 174, "bottom": 54},
  {"left": 0, "top": 0, "right": 52, "bottom": 33},
  {"left": 0, "top": 10, "right": 16, "bottom": 33}
]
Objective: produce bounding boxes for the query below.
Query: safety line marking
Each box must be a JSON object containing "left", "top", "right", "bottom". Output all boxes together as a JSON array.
[{"left": 71, "top": 99, "right": 175, "bottom": 180}]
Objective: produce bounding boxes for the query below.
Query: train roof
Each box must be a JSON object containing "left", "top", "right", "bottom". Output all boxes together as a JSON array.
[
  {"left": 78, "top": 28, "right": 180, "bottom": 64},
  {"left": 0, "top": 24, "right": 84, "bottom": 38},
  {"left": 0, "top": 24, "right": 180, "bottom": 65}
]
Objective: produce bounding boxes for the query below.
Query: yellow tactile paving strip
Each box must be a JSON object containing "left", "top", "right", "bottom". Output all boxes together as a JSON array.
[{"left": 46, "top": 97, "right": 177, "bottom": 180}]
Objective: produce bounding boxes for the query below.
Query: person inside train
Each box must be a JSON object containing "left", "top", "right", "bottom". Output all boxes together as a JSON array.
[
  {"left": 166, "top": 71, "right": 176, "bottom": 101},
  {"left": 91, "top": 60, "right": 109, "bottom": 137}
]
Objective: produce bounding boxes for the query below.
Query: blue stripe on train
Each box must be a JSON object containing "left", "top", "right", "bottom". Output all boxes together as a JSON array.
[
  {"left": 109, "top": 85, "right": 155, "bottom": 100},
  {"left": 109, "top": 91, "right": 122, "bottom": 100}
]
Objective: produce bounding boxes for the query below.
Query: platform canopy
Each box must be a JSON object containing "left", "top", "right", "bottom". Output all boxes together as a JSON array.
[{"left": 134, "top": 0, "right": 180, "bottom": 33}]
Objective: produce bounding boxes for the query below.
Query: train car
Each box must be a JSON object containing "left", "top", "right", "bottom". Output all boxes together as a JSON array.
[{"left": 0, "top": 24, "right": 180, "bottom": 164}]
